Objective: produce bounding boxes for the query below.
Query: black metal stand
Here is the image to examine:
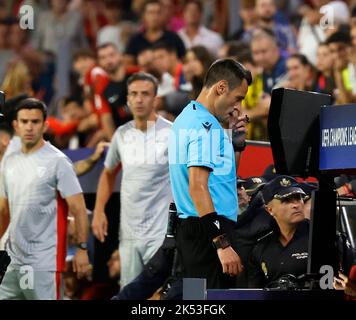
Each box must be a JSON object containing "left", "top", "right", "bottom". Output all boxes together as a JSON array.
[{"left": 307, "top": 173, "right": 339, "bottom": 283}]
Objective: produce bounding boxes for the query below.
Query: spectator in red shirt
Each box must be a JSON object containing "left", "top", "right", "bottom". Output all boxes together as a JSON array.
[{"left": 72, "top": 49, "right": 115, "bottom": 146}]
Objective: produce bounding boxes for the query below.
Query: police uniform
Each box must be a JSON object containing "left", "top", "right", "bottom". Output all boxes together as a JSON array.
[
  {"left": 248, "top": 219, "right": 309, "bottom": 288},
  {"left": 247, "top": 175, "right": 309, "bottom": 288}
]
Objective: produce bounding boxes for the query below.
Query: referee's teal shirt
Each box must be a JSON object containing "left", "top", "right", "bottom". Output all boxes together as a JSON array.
[{"left": 168, "top": 101, "right": 238, "bottom": 222}]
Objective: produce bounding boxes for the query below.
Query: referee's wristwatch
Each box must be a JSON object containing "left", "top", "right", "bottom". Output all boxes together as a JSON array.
[
  {"left": 212, "top": 234, "right": 231, "bottom": 250},
  {"left": 77, "top": 242, "right": 88, "bottom": 250}
]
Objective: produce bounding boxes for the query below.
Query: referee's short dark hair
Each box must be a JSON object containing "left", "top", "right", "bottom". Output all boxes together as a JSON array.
[
  {"left": 15, "top": 98, "right": 48, "bottom": 121},
  {"left": 204, "top": 58, "right": 252, "bottom": 89},
  {"left": 127, "top": 72, "right": 159, "bottom": 95}
]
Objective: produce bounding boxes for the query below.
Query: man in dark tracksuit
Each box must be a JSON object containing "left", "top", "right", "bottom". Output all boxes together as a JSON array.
[
  {"left": 111, "top": 235, "right": 182, "bottom": 300},
  {"left": 112, "top": 203, "right": 182, "bottom": 300}
]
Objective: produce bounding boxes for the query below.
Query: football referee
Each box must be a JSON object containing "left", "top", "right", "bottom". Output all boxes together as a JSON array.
[{"left": 168, "top": 58, "right": 251, "bottom": 289}]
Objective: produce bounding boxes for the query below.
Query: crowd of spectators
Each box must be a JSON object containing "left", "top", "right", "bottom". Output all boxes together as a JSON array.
[{"left": 0, "top": 0, "right": 355, "bottom": 147}]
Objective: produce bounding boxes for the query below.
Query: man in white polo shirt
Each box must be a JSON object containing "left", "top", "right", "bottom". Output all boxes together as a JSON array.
[
  {"left": 92, "top": 72, "right": 172, "bottom": 289},
  {"left": 0, "top": 98, "right": 90, "bottom": 299}
]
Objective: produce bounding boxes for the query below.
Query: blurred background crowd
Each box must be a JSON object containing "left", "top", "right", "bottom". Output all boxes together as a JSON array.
[{"left": 0, "top": 0, "right": 355, "bottom": 149}]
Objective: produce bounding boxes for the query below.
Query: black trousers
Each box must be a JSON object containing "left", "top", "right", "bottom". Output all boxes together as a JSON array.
[{"left": 176, "top": 216, "right": 236, "bottom": 289}]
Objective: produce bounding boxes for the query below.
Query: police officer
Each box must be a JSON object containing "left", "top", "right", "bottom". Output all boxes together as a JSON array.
[{"left": 248, "top": 175, "right": 309, "bottom": 288}]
